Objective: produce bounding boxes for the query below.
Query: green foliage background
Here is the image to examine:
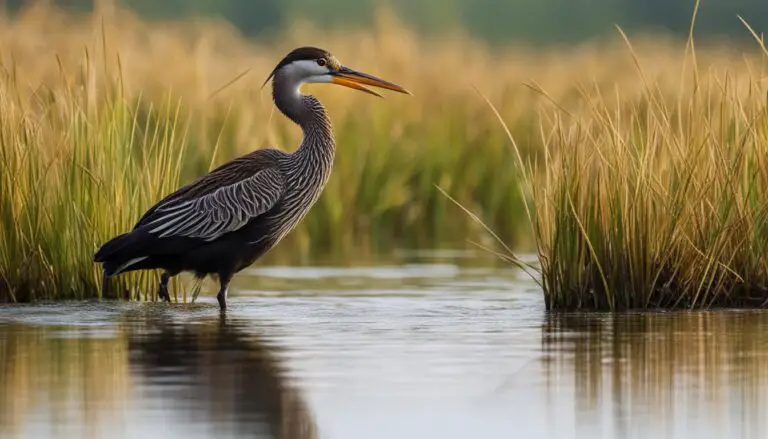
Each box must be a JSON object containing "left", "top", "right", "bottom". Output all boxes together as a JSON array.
[{"left": 4, "top": 0, "right": 768, "bottom": 43}]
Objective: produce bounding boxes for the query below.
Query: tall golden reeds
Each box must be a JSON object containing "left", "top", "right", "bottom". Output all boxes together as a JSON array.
[
  {"left": 1, "top": 2, "right": 765, "bottom": 303},
  {"left": 0, "top": 4, "right": 537, "bottom": 300},
  {"left": 488, "top": 9, "right": 768, "bottom": 309}
]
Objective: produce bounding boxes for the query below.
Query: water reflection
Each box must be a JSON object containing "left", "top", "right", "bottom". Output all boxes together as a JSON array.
[
  {"left": 542, "top": 311, "right": 768, "bottom": 439},
  {"left": 4, "top": 258, "right": 768, "bottom": 439},
  {"left": 0, "top": 309, "right": 316, "bottom": 439},
  {"left": 127, "top": 312, "right": 316, "bottom": 439},
  {"left": 0, "top": 322, "right": 131, "bottom": 439}
]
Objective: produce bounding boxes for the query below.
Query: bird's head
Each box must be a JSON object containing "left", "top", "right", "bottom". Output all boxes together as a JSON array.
[{"left": 263, "top": 46, "right": 411, "bottom": 98}]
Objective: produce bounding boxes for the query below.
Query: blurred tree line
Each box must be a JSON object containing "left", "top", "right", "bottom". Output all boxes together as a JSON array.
[{"left": 3, "top": 0, "right": 767, "bottom": 43}]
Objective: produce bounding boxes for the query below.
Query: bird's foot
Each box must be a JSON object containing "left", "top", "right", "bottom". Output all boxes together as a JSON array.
[
  {"left": 158, "top": 285, "right": 171, "bottom": 303},
  {"left": 158, "top": 272, "right": 172, "bottom": 303},
  {"left": 215, "top": 277, "right": 230, "bottom": 310},
  {"left": 217, "top": 290, "right": 227, "bottom": 310},
  {"left": 101, "top": 272, "right": 110, "bottom": 298}
]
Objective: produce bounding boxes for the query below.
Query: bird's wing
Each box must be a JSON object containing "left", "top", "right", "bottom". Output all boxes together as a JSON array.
[{"left": 134, "top": 149, "right": 286, "bottom": 241}]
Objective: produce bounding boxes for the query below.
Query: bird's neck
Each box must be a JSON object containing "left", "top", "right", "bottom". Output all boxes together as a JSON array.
[
  {"left": 294, "top": 95, "right": 335, "bottom": 162},
  {"left": 273, "top": 77, "right": 335, "bottom": 163}
]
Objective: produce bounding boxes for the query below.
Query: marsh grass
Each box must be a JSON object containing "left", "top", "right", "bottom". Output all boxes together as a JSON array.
[
  {"left": 481, "top": 13, "right": 768, "bottom": 310},
  {"left": 2, "top": 3, "right": 766, "bottom": 302},
  {"left": 2, "top": 4, "right": 540, "bottom": 301},
  {"left": 0, "top": 50, "right": 188, "bottom": 301}
]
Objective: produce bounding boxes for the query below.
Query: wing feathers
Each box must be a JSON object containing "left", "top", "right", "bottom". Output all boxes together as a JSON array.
[{"left": 141, "top": 167, "right": 284, "bottom": 241}]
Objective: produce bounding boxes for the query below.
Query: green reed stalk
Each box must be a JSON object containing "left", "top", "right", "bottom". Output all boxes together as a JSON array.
[{"left": 0, "top": 54, "right": 187, "bottom": 301}]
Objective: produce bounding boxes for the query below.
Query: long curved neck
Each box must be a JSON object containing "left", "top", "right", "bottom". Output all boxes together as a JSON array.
[{"left": 272, "top": 74, "right": 335, "bottom": 163}]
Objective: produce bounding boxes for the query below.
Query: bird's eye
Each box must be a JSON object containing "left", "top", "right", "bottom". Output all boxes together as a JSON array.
[{"left": 317, "top": 58, "right": 327, "bottom": 67}]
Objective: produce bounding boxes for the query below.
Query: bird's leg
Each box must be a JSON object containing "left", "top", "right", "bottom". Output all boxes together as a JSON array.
[
  {"left": 216, "top": 275, "right": 232, "bottom": 310},
  {"left": 101, "top": 269, "right": 110, "bottom": 298},
  {"left": 158, "top": 271, "right": 171, "bottom": 303}
]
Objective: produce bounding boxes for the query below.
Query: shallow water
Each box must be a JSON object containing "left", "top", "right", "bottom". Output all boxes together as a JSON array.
[{"left": 1, "top": 251, "right": 768, "bottom": 439}]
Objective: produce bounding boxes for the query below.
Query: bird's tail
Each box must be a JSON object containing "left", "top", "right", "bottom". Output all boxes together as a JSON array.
[{"left": 94, "top": 231, "right": 150, "bottom": 276}]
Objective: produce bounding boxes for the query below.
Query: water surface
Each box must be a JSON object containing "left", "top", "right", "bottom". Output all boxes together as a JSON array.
[{"left": 1, "top": 251, "right": 767, "bottom": 439}]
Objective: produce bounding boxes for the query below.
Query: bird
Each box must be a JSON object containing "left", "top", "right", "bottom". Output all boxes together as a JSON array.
[{"left": 93, "top": 46, "right": 410, "bottom": 310}]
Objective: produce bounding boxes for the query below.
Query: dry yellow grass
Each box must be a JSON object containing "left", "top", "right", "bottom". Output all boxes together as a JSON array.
[
  {"left": 0, "top": 3, "right": 766, "bottom": 302},
  {"left": 491, "top": 21, "right": 768, "bottom": 309}
]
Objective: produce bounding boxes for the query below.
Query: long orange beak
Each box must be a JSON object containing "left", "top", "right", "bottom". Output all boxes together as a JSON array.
[{"left": 330, "top": 66, "right": 411, "bottom": 98}]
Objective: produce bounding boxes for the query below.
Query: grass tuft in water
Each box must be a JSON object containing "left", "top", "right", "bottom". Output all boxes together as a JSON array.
[{"left": 479, "top": 16, "right": 768, "bottom": 310}]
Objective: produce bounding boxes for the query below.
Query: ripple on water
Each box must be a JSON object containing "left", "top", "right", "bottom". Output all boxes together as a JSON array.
[{"left": 1, "top": 255, "right": 767, "bottom": 439}]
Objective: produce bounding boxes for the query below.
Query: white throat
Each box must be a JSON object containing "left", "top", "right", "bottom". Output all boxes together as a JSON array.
[{"left": 281, "top": 60, "right": 332, "bottom": 95}]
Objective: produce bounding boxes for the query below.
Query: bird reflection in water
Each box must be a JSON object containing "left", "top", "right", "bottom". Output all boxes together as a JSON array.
[{"left": 127, "top": 311, "right": 317, "bottom": 439}]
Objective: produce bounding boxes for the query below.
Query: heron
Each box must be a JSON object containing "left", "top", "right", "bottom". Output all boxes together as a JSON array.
[{"left": 94, "top": 46, "right": 410, "bottom": 309}]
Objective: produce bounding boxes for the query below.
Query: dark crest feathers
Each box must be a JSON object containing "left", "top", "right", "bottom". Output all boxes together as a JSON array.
[{"left": 262, "top": 46, "right": 332, "bottom": 88}]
